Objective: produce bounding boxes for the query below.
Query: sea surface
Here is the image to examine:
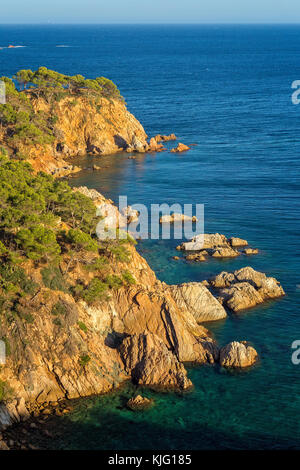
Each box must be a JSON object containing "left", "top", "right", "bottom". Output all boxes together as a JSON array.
[{"left": 0, "top": 24, "right": 300, "bottom": 449}]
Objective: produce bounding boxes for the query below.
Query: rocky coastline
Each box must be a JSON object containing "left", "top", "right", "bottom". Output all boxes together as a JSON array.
[
  {"left": 0, "top": 70, "right": 285, "bottom": 448},
  {"left": 0, "top": 184, "right": 285, "bottom": 446}
]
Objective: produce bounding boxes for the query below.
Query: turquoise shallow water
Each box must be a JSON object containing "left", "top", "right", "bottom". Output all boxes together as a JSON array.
[{"left": 0, "top": 24, "right": 299, "bottom": 449}]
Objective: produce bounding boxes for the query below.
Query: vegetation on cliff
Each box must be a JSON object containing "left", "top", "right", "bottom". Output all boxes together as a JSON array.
[
  {"left": 0, "top": 67, "right": 124, "bottom": 165},
  {"left": 0, "top": 151, "right": 137, "bottom": 400}
]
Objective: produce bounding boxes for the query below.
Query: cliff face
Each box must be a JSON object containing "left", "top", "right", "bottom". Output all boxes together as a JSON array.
[
  {"left": 0, "top": 240, "right": 219, "bottom": 430},
  {"left": 12, "top": 95, "right": 148, "bottom": 174}
]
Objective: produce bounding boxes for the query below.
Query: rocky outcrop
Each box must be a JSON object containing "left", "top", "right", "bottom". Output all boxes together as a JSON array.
[
  {"left": 127, "top": 395, "right": 154, "bottom": 411},
  {"left": 154, "top": 134, "right": 177, "bottom": 143},
  {"left": 119, "top": 332, "right": 192, "bottom": 390},
  {"left": 169, "top": 282, "right": 227, "bottom": 323},
  {"left": 211, "top": 246, "right": 239, "bottom": 258},
  {"left": 160, "top": 214, "right": 198, "bottom": 223},
  {"left": 220, "top": 341, "right": 258, "bottom": 368},
  {"left": 6, "top": 95, "right": 150, "bottom": 174},
  {"left": 171, "top": 143, "right": 190, "bottom": 153},
  {"left": 229, "top": 237, "right": 248, "bottom": 247},
  {"left": 209, "top": 267, "right": 285, "bottom": 312},
  {"left": 149, "top": 138, "right": 165, "bottom": 152},
  {"left": 0, "top": 398, "right": 30, "bottom": 432},
  {"left": 242, "top": 248, "right": 259, "bottom": 255},
  {"left": 177, "top": 233, "right": 258, "bottom": 261},
  {"left": 121, "top": 206, "right": 140, "bottom": 223}
]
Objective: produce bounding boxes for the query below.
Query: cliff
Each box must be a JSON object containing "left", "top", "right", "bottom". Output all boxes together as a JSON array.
[
  {"left": 0, "top": 68, "right": 149, "bottom": 175},
  {"left": 26, "top": 94, "right": 149, "bottom": 174}
]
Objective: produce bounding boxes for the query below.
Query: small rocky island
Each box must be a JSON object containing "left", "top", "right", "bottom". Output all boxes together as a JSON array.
[{"left": 0, "top": 69, "right": 285, "bottom": 444}]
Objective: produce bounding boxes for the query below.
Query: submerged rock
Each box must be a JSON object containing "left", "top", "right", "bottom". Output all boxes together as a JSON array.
[
  {"left": 185, "top": 253, "right": 207, "bottom": 262},
  {"left": 220, "top": 341, "right": 258, "bottom": 368},
  {"left": 127, "top": 395, "right": 154, "bottom": 411}
]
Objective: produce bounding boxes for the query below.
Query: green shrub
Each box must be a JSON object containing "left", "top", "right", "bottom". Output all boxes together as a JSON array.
[
  {"left": 51, "top": 301, "right": 67, "bottom": 316},
  {"left": 79, "top": 354, "right": 91, "bottom": 367},
  {"left": 67, "top": 229, "right": 98, "bottom": 252},
  {"left": 109, "top": 245, "right": 131, "bottom": 263},
  {"left": 105, "top": 274, "right": 123, "bottom": 290},
  {"left": 81, "top": 278, "right": 108, "bottom": 304},
  {"left": 41, "top": 266, "right": 68, "bottom": 292},
  {"left": 78, "top": 321, "right": 88, "bottom": 332},
  {"left": 0, "top": 380, "right": 13, "bottom": 402},
  {"left": 122, "top": 270, "right": 136, "bottom": 286},
  {"left": 84, "top": 256, "right": 108, "bottom": 272}
]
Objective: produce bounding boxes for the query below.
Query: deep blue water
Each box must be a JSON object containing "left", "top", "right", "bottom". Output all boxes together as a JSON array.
[{"left": 0, "top": 24, "right": 300, "bottom": 449}]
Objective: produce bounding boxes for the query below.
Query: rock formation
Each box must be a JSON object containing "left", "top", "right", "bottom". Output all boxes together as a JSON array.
[
  {"left": 154, "top": 134, "right": 177, "bottom": 142},
  {"left": 168, "top": 282, "right": 227, "bottom": 323},
  {"left": 127, "top": 395, "right": 154, "bottom": 411},
  {"left": 160, "top": 214, "right": 198, "bottom": 223},
  {"left": 209, "top": 267, "right": 285, "bottom": 312},
  {"left": 170, "top": 143, "right": 190, "bottom": 153},
  {"left": 177, "top": 233, "right": 258, "bottom": 261},
  {"left": 220, "top": 341, "right": 258, "bottom": 368},
  {"left": 119, "top": 333, "right": 192, "bottom": 390}
]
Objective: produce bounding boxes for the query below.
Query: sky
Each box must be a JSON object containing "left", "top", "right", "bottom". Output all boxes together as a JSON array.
[{"left": 0, "top": 0, "right": 300, "bottom": 24}]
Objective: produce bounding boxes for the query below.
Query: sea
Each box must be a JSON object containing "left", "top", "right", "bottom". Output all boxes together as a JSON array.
[{"left": 0, "top": 24, "right": 299, "bottom": 449}]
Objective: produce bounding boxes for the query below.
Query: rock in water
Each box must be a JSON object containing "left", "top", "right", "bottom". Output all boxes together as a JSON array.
[
  {"left": 211, "top": 246, "right": 239, "bottom": 258},
  {"left": 127, "top": 395, "right": 154, "bottom": 411},
  {"left": 229, "top": 237, "right": 248, "bottom": 247},
  {"left": 170, "top": 143, "right": 190, "bottom": 153},
  {"left": 209, "top": 267, "right": 285, "bottom": 312},
  {"left": 119, "top": 332, "right": 192, "bottom": 390},
  {"left": 160, "top": 213, "right": 197, "bottom": 223},
  {"left": 220, "top": 341, "right": 258, "bottom": 368},
  {"left": 169, "top": 282, "right": 227, "bottom": 323}
]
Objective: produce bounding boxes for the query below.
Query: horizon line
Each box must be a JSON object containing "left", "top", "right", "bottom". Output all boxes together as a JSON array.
[{"left": 1, "top": 22, "right": 300, "bottom": 26}]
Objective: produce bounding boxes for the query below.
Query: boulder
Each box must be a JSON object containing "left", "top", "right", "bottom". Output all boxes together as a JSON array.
[
  {"left": 122, "top": 206, "right": 139, "bottom": 223},
  {"left": 211, "top": 247, "right": 239, "bottom": 258},
  {"left": 243, "top": 248, "right": 259, "bottom": 255},
  {"left": 219, "top": 341, "right": 258, "bottom": 368},
  {"left": 220, "top": 282, "right": 264, "bottom": 312},
  {"left": 185, "top": 253, "right": 207, "bottom": 262},
  {"left": 211, "top": 271, "right": 236, "bottom": 288},
  {"left": 131, "top": 135, "right": 147, "bottom": 153},
  {"left": 170, "top": 143, "right": 190, "bottom": 153},
  {"left": 209, "top": 267, "right": 285, "bottom": 312},
  {"left": 154, "top": 134, "right": 177, "bottom": 143},
  {"left": 229, "top": 237, "right": 248, "bottom": 247},
  {"left": 179, "top": 233, "right": 228, "bottom": 251},
  {"left": 160, "top": 214, "right": 197, "bottom": 224},
  {"left": 234, "top": 267, "right": 285, "bottom": 299},
  {"left": 127, "top": 395, "right": 154, "bottom": 411},
  {"left": 119, "top": 332, "right": 192, "bottom": 390},
  {"left": 169, "top": 282, "right": 227, "bottom": 323},
  {"left": 149, "top": 137, "right": 165, "bottom": 152}
]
